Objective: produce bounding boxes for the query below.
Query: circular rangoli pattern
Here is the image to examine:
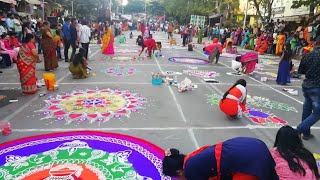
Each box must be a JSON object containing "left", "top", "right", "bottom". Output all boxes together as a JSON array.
[
  {"left": 0, "top": 131, "right": 171, "bottom": 180},
  {"left": 114, "top": 49, "right": 140, "bottom": 53},
  {"left": 102, "top": 67, "right": 137, "bottom": 76},
  {"left": 103, "top": 56, "right": 145, "bottom": 61},
  {"left": 168, "top": 57, "right": 209, "bottom": 65},
  {"left": 36, "top": 89, "right": 146, "bottom": 124},
  {"left": 183, "top": 70, "right": 219, "bottom": 78}
]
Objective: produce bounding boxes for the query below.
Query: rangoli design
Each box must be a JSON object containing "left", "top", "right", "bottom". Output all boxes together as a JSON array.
[
  {"left": 220, "top": 53, "right": 240, "bottom": 59},
  {"left": 115, "top": 49, "right": 140, "bottom": 53},
  {"left": 36, "top": 89, "right": 146, "bottom": 124},
  {"left": 102, "top": 56, "right": 145, "bottom": 61},
  {"left": 259, "top": 59, "right": 279, "bottom": 65},
  {"left": 168, "top": 57, "right": 209, "bottom": 65},
  {"left": 0, "top": 131, "right": 171, "bottom": 180},
  {"left": 253, "top": 71, "right": 300, "bottom": 82},
  {"left": 246, "top": 95, "right": 298, "bottom": 112},
  {"left": 102, "top": 67, "right": 137, "bottom": 77},
  {"left": 162, "top": 45, "right": 185, "bottom": 50},
  {"left": 183, "top": 70, "right": 219, "bottom": 78},
  {"left": 207, "top": 94, "right": 290, "bottom": 125}
]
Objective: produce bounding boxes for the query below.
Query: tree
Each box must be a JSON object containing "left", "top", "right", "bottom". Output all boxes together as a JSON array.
[
  {"left": 292, "top": 0, "right": 320, "bottom": 25},
  {"left": 147, "top": 1, "right": 166, "bottom": 16},
  {"left": 251, "top": 0, "right": 275, "bottom": 25},
  {"left": 55, "top": 0, "right": 100, "bottom": 18},
  {"left": 124, "top": 0, "right": 145, "bottom": 14},
  {"left": 292, "top": 0, "right": 320, "bottom": 15}
]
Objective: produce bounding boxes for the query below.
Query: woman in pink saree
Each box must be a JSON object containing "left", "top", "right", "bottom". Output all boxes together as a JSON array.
[
  {"left": 0, "top": 34, "right": 18, "bottom": 63},
  {"left": 235, "top": 52, "right": 258, "bottom": 75},
  {"left": 101, "top": 26, "right": 114, "bottom": 55}
]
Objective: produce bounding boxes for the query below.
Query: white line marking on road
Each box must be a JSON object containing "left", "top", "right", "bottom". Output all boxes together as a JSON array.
[
  {"left": 11, "top": 125, "right": 320, "bottom": 132},
  {"left": 188, "top": 128, "right": 200, "bottom": 149},
  {"left": 154, "top": 55, "right": 187, "bottom": 123},
  {"left": 195, "top": 50, "right": 303, "bottom": 104},
  {"left": 54, "top": 82, "right": 302, "bottom": 88}
]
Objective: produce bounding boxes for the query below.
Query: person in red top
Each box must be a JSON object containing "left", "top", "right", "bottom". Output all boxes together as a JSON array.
[
  {"left": 219, "top": 79, "right": 247, "bottom": 118},
  {"left": 203, "top": 38, "right": 223, "bottom": 64},
  {"left": 138, "top": 35, "right": 157, "bottom": 57}
]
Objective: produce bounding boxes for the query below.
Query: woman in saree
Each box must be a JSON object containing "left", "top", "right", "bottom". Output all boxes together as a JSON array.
[
  {"left": 249, "top": 31, "right": 255, "bottom": 50},
  {"left": 17, "top": 33, "right": 41, "bottom": 94},
  {"left": 276, "top": 31, "right": 286, "bottom": 55},
  {"left": 276, "top": 43, "right": 292, "bottom": 85},
  {"left": 0, "top": 33, "right": 18, "bottom": 63},
  {"left": 101, "top": 26, "right": 115, "bottom": 55},
  {"left": 69, "top": 48, "right": 89, "bottom": 79},
  {"left": 235, "top": 52, "right": 259, "bottom": 75},
  {"left": 257, "top": 38, "right": 269, "bottom": 55},
  {"left": 254, "top": 32, "right": 264, "bottom": 51},
  {"left": 197, "top": 27, "right": 203, "bottom": 44},
  {"left": 240, "top": 30, "right": 250, "bottom": 48},
  {"left": 232, "top": 29, "right": 238, "bottom": 45},
  {"left": 41, "top": 21, "right": 58, "bottom": 71}
]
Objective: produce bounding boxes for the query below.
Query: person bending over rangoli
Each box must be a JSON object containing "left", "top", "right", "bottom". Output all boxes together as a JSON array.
[
  {"left": 219, "top": 79, "right": 247, "bottom": 119},
  {"left": 235, "top": 52, "right": 258, "bottom": 75},
  {"left": 203, "top": 38, "right": 222, "bottom": 64},
  {"left": 139, "top": 35, "right": 157, "bottom": 57},
  {"left": 162, "top": 137, "right": 279, "bottom": 180}
]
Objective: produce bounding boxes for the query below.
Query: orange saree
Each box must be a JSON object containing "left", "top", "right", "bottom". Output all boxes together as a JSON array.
[{"left": 17, "top": 42, "right": 38, "bottom": 94}]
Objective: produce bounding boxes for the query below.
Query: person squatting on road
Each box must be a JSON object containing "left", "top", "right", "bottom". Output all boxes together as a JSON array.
[
  {"left": 162, "top": 137, "right": 279, "bottom": 180},
  {"left": 219, "top": 79, "right": 247, "bottom": 119}
]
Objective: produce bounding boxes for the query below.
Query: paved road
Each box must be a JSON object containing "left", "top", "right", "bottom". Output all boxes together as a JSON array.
[{"left": 0, "top": 31, "right": 319, "bottom": 154}]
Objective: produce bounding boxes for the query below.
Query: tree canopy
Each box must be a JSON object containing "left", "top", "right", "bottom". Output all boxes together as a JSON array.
[
  {"left": 292, "top": 0, "right": 320, "bottom": 9},
  {"left": 124, "top": 0, "right": 145, "bottom": 14}
]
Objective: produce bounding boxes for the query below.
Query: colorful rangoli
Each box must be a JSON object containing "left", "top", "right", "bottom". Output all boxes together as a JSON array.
[
  {"left": 0, "top": 131, "right": 171, "bottom": 180},
  {"left": 259, "top": 59, "right": 279, "bottom": 65},
  {"left": 102, "top": 67, "right": 137, "bottom": 76},
  {"left": 36, "top": 89, "right": 146, "bottom": 124},
  {"left": 183, "top": 70, "right": 219, "bottom": 78},
  {"left": 168, "top": 57, "right": 209, "bottom": 65},
  {"left": 115, "top": 49, "right": 140, "bottom": 53},
  {"left": 102, "top": 56, "right": 145, "bottom": 61},
  {"left": 207, "top": 94, "right": 289, "bottom": 125},
  {"left": 220, "top": 53, "right": 241, "bottom": 59}
]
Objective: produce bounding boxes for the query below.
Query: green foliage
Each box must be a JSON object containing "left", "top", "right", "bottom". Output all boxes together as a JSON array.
[
  {"left": 292, "top": 0, "right": 320, "bottom": 9},
  {"left": 124, "top": 0, "right": 145, "bottom": 14},
  {"left": 160, "top": 0, "right": 239, "bottom": 23},
  {"left": 55, "top": 0, "right": 100, "bottom": 17},
  {"left": 147, "top": 1, "right": 166, "bottom": 16}
]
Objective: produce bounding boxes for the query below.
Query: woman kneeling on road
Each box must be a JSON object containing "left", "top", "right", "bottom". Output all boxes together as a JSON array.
[
  {"left": 162, "top": 137, "right": 279, "bottom": 180},
  {"left": 219, "top": 79, "right": 247, "bottom": 119}
]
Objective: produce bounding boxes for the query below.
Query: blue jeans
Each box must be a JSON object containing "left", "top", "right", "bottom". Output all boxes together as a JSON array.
[{"left": 297, "top": 87, "right": 320, "bottom": 136}]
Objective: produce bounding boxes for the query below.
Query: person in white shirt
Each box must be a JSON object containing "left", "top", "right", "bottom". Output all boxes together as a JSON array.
[{"left": 79, "top": 20, "right": 91, "bottom": 59}]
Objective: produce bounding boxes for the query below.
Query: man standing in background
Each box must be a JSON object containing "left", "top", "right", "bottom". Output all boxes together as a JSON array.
[
  {"left": 62, "top": 17, "right": 71, "bottom": 62},
  {"left": 79, "top": 20, "right": 91, "bottom": 59}
]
